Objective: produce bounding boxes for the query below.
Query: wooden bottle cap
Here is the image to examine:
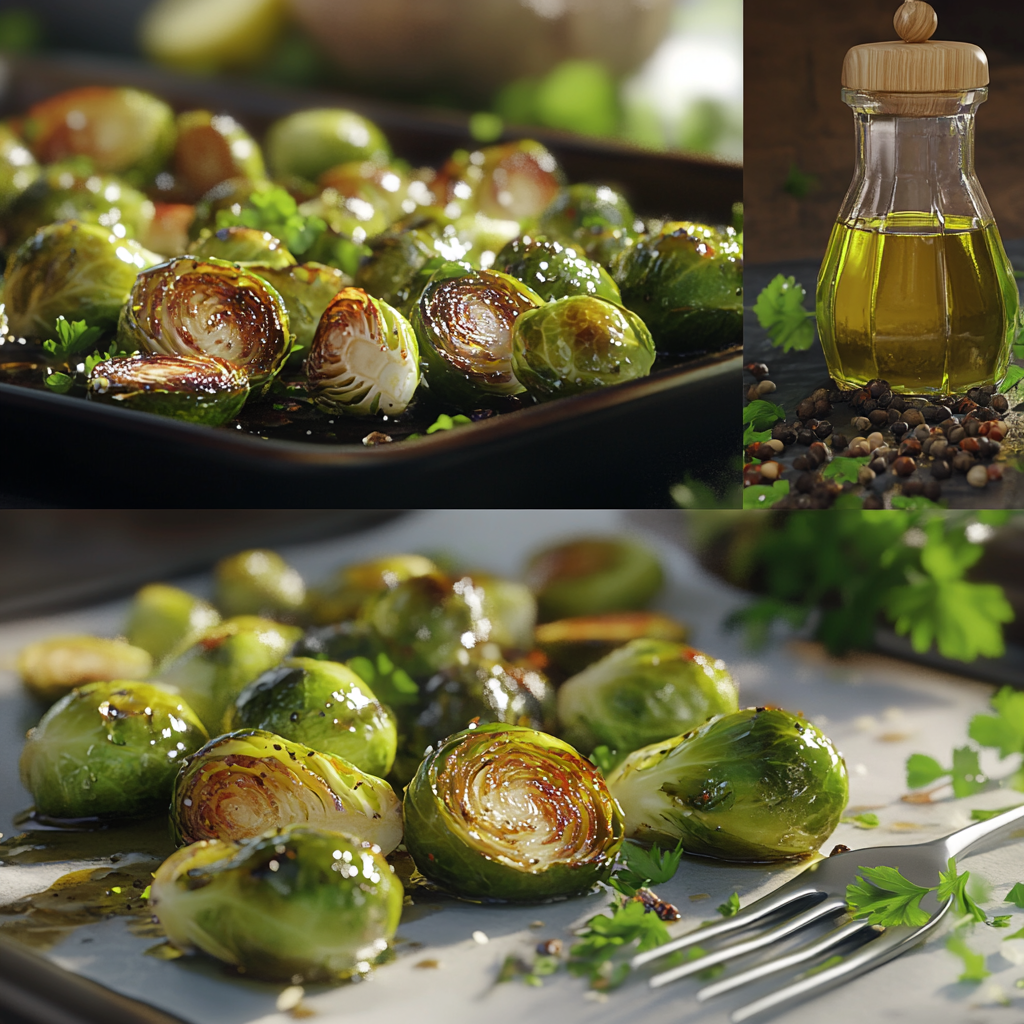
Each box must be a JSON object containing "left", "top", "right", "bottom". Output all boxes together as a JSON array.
[{"left": 842, "top": 1, "right": 988, "bottom": 92}]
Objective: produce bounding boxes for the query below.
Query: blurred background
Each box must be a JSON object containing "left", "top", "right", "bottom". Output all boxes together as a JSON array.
[{"left": 0, "top": 0, "right": 741, "bottom": 161}]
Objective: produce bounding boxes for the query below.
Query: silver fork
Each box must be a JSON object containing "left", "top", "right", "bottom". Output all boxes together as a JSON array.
[{"left": 632, "top": 803, "right": 1024, "bottom": 1021}]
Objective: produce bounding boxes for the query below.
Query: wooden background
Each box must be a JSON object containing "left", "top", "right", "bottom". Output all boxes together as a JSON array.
[{"left": 744, "top": 0, "right": 1024, "bottom": 263}]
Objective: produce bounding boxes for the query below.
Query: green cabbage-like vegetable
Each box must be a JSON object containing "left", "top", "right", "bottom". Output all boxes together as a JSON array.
[
  {"left": 557, "top": 639, "right": 739, "bottom": 755},
  {"left": 0, "top": 123, "right": 40, "bottom": 215},
  {"left": 229, "top": 657, "right": 397, "bottom": 778},
  {"left": 123, "top": 584, "right": 221, "bottom": 665},
  {"left": 318, "top": 160, "right": 413, "bottom": 224},
  {"left": 606, "top": 708, "right": 849, "bottom": 861},
  {"left": 265, "top": 109, "right": 391, "bottom": 183},
  {"left": 213, "top": 549, "right": 306, "bottom": 620},
  {"left": 18, "top": 680, "right": 208, "bottom": 820},
  {"left": 538, "top": 183, "right": 638, "bottom": 269},
  {"left": 16, "top": 636, "right": 153, "bottom": 704},
  {"left": 170, "top": 729, "right": 403, "bottom": 853},
  {"left": 403, "top": 724, "right": 623, "bottom": 900},
  {"left": 171, "top": 110, "right": 266, "bottom": 201},
  {"left": 149, "top": 825, "right": 403, "bottom": 981},
  {"left": 494, "top": 237, "right": 621, "bottom": 303},
  {"left": 191, "top": 226, "right": 295, "bottom": 268},
  {"left": 353, "top": 227, "right": 442, "bottom": 309}
]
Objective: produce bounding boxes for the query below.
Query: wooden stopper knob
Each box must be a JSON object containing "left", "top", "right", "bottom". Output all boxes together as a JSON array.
[{"left": 894, "top": 1, "right": 938, "bottom": 43}]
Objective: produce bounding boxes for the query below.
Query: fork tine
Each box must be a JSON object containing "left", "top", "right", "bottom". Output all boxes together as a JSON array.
[
  {"left": 696, "top": 918, "right": 875, "bottom": 1000},
  {"left": 647, "top": 896, "right": 848, "bottom": 987}
]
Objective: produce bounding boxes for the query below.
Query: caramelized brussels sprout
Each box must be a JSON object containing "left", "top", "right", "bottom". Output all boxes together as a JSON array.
[
  {"left": 229, "top": 657, "right": 397, "bottom": 777},
  {"left": 306, "top": 288, "right": 419, "bottom": 416},
  {"left": 172, "top": 110, "right": 267, "bottom": 201},
  {"left": 494, "top": 237, "right": 621, "bottom": 303},
  {"left": 0, "top": 123, "right": 39, "bottom": 214},
  {"left": 19, "top": 680, "right": 207, "bottom": 820},
  {"left": 412, "top": 263, "right": 542, "bottom": 404},
  {"left": 526, "top": 537, "right": 664, "bottom": 621},
  {"left": 191, "top": 226, "right": 295, "bottom": 268},
  {"left": 170, "top": 729, "right": 403, "bottom": 853},
  {"left": 150, "top": 826, "right": 403, "bottom": 982},
  {"left": 317, "top": 160, "right": 411, "bottom": 224},
  {"left": 403, "top": 724, "right": 623, "bottom": 900},
  {"left": 538, "top": 183, "right": 638, "bottom": 268},
  {"left": 142, "top": 201, "right": 195, "bottom": 257},
  {"left": 158, "top": 616, "right": 302, "bottom": 734},
  {"left": 354, "top": 226, "right": 442, "bottom": 308},
  {"left": 557, "top": 639, "right": 739, "bottom": 756},
  {"left": 616, "top": 221, "right": 742, "bottom": 353},
  {"left": 299, "top": 188, "right": 390, "bottom": 242},
  {"left": 118, "top": 257, "right": 292, "bottom": 388},
  {"left": 17, "top": 636, "right": 152, "bottom": 704},
  {"left": 606, "top": 708, "right": 849, "bottom": 861},
  {"left": 18, "top": 86, "right": 176, "bottom": 185},
  {"left": 124, "top": 584, "right": 221, "bottom": 664},
  {"left": 307, "top": 554, "right": 440, "bottom": 626},
  {"left": 3, "top": 221, "right": 160, "bottom": 340},
  {"left": 87, "top": 353, "right": 250, "bottom": 425},
  {"left": 213, "top": 549, "right": 306, "bottom": 620},
  {"left": 265, "top": 109, "right": 391, "bottom": 183},
  {"left": 511, "top": 294, "right": 654, "bottom": 398}
]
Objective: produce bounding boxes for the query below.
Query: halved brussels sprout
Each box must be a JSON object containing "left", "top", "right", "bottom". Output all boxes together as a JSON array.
[
  {"left": 229, "top": 657, "right": 397, "bottom": 777},
  {"left": 118, "top": 256, "right": 292, "bottom": 388},
  {"left": 149, "top": 825, "right": 403, "bottom": 982},
  {"left": 403, "top": 724, "right": 623, "bottom": 900},
  {"left": 616, "top": 221, "right": 742, "bottom": 353},
  {"left": 172, "top": 110, "right": 267, "bottom": 201},
  {"left": 124, "top": 584, "right": 221, "bottom": 665},
  {"left": 0, "top": 123, "right": 39, "bottom": 214},
  {"left": 17, "top": 636, "right": 153, "bottom": 704},
  {"left": 557, "top": 639, "right": 739, "bottom": 756},
  {"left": 87, "top": 353, "right": 250, "bottom": 425},
  {"left": 606, "top": 708, "right": 849, "bottom": 861},
  {"left": 538, "top": 183, "right": 638, "bottom": 269},
  {"left": 191, "top": 226, "right": 295, "bottom": 268},
  {"left": 170, "top": 729, "right": 403, "bottom": 853},
  {"left": 412, "top": 262, "right": 542, "bottom": 405},
  {"left": 526, "top": 537, "right": 664, "bottom": 621},
  {"left": 318, "top": 160, "right": 410, "bottom": 224},
  {"left": 511, "top": 294, "right": 655, "bottom": 398},
  {"left": 18, "top": 86, "right": 176, "bottom": 185},
  {"left": 158, "top": 616, "right": 302, "bottom": 734},
  {"left": 19, "top": 680, "right": 207, "bottom": 820},
  {"left": 307, "top": 553, "right": 439, "bottom": 625},
  {"left": 306, "top": 288, "right": 419, "bottom": 416},
  {"left": 494, "top": 237, "right": 621, "bottom": 304},
  {"left": 3, "top": 221, "right": 161, "bottom": 340},
  {"left": 299, "top": 188, "right": 390, "bottom": 242},
  {"left": 265, "top": 109, "right": 391, "bottom": 183},
  {"left": 213, "top": 549, "right": 306, "bottom": 620}
]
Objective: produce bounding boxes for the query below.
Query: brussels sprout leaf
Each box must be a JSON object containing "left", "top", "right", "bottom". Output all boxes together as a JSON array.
[
  {"left": 841, "top": 812, "right": 879, "bottom": 829},
  {"left": 969, "top": 688, "right": 1024, "bottom": 759},
  {"left": 1005, "top": 883, "right": 1024, "bottom": 908},
  {"left": 946, "top": 931, "right": 990, "bottom": 982},
  {"left": 938, "top": 858, "right": 987, "bottom": 923},
  {"left": 846, "top": 865, "right": 935, "bottom": 927},
  {"left": 717, "top": 893, "right": 740, "bottom": 917},
  {"left": 752, "top": 275, "right": 816, "bottom": 352},
  {"left": 612, "top": 840, "right": 684, "bottom": 894}
]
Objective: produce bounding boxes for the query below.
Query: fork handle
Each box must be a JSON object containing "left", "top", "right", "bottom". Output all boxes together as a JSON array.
[{"left": 942, "top": 802, "right": 1024, "bottom": 858}]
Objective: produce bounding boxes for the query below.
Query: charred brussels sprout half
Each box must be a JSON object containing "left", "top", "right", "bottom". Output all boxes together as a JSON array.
[
  {"left": 616, "top": 222, "right": 742, "bottom": 353},
  {"left": 213, "top": 549, "right": 306, "bottom": 620},
  {"left": 229, "top": 657, "right": 397, "bottom": 778},
  {"left": 403, "top": 724, "right": 623, "bottom": 900},
  {"left": 3, "top": 221, "right": 160, "bottom": 340},
  {"left": 171, "top": 110, "right": 266, "bottom": 202},
  {"left": 494, "top": 237, "right": 620, "bottom": 304},
  {"left": 118, "top": 257, "right": 292, "bottom": 388},
  {"left": 191, "top": 226, "right": 295, "bottom": 268},
  {"left": 158, "top": 616, "right": 302, "bottom": 734},
  {"left": 412, "top": 263, "right": 542, "bottom": 405},
  {"left": 607, "top": 708, "right": 849, "bottom": 861},
  {"left": 0, "top": 124, "right": 39, "bottom": 214},
  {"left": 511, "top": 295, "right": 654, "bottom": 399},
  {"left": 307, "top": 553, "right": 439, "bottom": 626},
  {"left": 124, "top": 584, "right": 221, "bottom": 665},
  {"left": 265, "top": 109, "right": 391, "bottom": 183},
  {"left": 170, "top": 729, "right": 403, "bottom": 853},
  {"left": 306, "top": 288, "right": 419, "bottom": 416},
  {"left": 18, "top": 680, "right": 207, "bottom": 820},
  {"left": 17, "top": 636, "right": 153, "bottom": 704},
  {"left": 526, "top": 537, "right": 664, "bottom": 621},
  {"left": 150, "top": 826, "right": 403, "bottom": 982},
  {"left": 557, "top": 639, "right": 738, "bottom": 756},
  {"left": 87, "top": 353, "right": 249, "bottom": 426},
  {"left": 538, "top": 183, "right": 638, "bottom": 268}
]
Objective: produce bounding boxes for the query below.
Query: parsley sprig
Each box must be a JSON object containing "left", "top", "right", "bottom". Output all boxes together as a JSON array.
[
  {"left": 752, "top": 275, "right": 817, "bottom": 352},
  {"left": 846, "top": 857, "right": 984, "bottom": 927},
  {"left": 41, "top": 317, "right": 130, "bottom": 394}
]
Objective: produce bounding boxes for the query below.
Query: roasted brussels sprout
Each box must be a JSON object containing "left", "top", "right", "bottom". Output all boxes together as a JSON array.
[
  {"left": 19, "top": 86, "right": 176, "bottom": 185},
  {"left": 87, "top": 353, "right": 250, "bottom": 425},
  {"left": 412, "top": 262, "right": 542, "bottom": 404},
  {"left": 0, "top": 123, "right": 39, "bottom": 214},
  {"left": 213, "top": 549, "right": 306, "bottom": 620},
  {"left": 17, "top": 636, "right": 153, "bottom": 704},
  {"left": 354, "top": 227, "right": 442, "bottom": 308},
  {"left": 158, "top": 616, "right": 302, "bottom": 734},
  {"left": 118, "top": 256, "right": 292, "bottom": 388},
  {"left": 606, "top": 708, "right": 849, "bottom": 861},
  {"left": 538, "top": 183, "right": 638, "bottom": 268},
  {"left": 526, "top": 537, "right": 664, "bottom": 621},
  {"left": 616, "top": 222, "right": 742, "bottom": 353},
  {"left": 19, "top": 680, "right": 207, "bottom": 820},
  {"left": 149, "top": 826, "right": 403, "bottom": 982},
  {"left": 307, "top": 553, "right": 439, "bottom": 626},
  {"left": 306, "top": 288, "right": 420, "bottom": 416},
  {"left": 143, "top": 201, "right": 196, "bottom": 257},
  {"left": 494, "top": 237, "right": 621, "bottom": 304},
  {"left": 3, "top": 221, "right": 160, "bottom": 340},
  {"left": 299, "top": 188, "right": 391, "bottom": 243},
  {"left": 170, "top": 729, "right": 403, "bottom": 853},
  {"left": 229, "top": 657, "right": 397, "bottom": 778},
  {"left": 511, "top": 294, "right": 654, "bottom": 398},
  {"left": 171, "top": 110, "right": 266, "bottom": 201},
  {"left": 557, "top": 639, "right": 739, "bottom": 756},
  {"left": 191, "top": 226, "right": 295, "bottom": 268},
  {"left": 403, "top": 724, "right": 623, "bottom": 900},
  {"left": 265, "top": 109, "right": 391, "bottom": 183},
  {"left": 317, "top": 160, "right": 412, "bottom": 224},
  {"left": 124, "top": 584, "right": 221, "bottom": 665}
]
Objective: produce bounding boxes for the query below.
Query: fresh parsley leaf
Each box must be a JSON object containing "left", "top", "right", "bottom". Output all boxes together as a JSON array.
[
  {"left": 717, "top": 893, "right": 740, "bottom": 917},
  {"left": 906, "top": 753, "right": 948, "bottom": 790},
  {"left": 742, "top": 399, "right": 785, "bottom": 432},
  {"left": 946, "top": 931, "right": 990, "bottom": 982},
  {"left": 426, "top": 413, "right": 472, "bottom": 434},
  {"left": 846, "top": 865, "right": 935, "bottom": 927},
  {"left": 998, "top": 365, "right": 1024, "bottom": 394},
  {"left": 741, "top": 423, "right": 771, "bottom": 448},
  {"left": 44, "top": 371, "right": 74, "bottom": 394},
  {"left": 969, "top": 688, "right": 1024, "bottom": 759},
  {"left": 752, "top": 274, "right": 816, "bottom": 352},
  {"left": 43, "top": 316, "right": 105, "bottom": 362},
  {"left": 950, "top": 746, "right": 987, "bottom": 799},
  {"left": 970, "top": 806, "right": 1024, "bottom": 822},
  {"left": 990, "top": 916, "right": 1013, "bottom": 928},
  {"left": 1006, "top": 883, "right": 1024, "bottom": 909},
  {"left": 890, "top": 494, "right": 948, "bottom": 511},
  {"left": 822, "top": 456, "right": 868, "bottom": 483},
  {"left": 614, "top": 840, "right": 683, "bottom": 894},
  {"left": 938, "top": 857, "right": 987, "bottom": 923},
  {"left": 743, "top": 480, "right": 789, "bottom": 509},
  {"left": 569, "top": 897, "right": 670, "bottom": 989},
  {"left": 841, "top": 812, "right": 880, "bottom": 829}
]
